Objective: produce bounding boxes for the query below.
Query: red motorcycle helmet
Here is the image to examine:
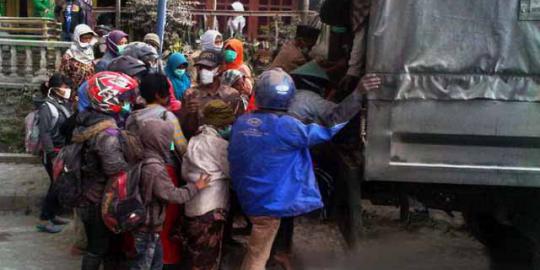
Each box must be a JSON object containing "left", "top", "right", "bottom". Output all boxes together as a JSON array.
[{"left": 87, "top": 71, "right": 139, "bottom": 114}]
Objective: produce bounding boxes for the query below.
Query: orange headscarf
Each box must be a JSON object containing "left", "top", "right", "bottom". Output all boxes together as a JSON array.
[{"left": 223, "top": 38, "right": 244, "bottom": 70}]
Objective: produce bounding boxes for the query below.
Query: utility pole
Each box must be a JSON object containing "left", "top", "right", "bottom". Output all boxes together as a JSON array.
[
  {"left": 208, "top": 0, "right": 217, "bottom": 30},
  {"left": 115, "top": 0, "right": 121, "bottom": 28},
  {"left": 156, "top": 0, "right": 167, "bottom": 54},
  {"left": 302, "top": 0, "right": 309, "bottom": 23}
]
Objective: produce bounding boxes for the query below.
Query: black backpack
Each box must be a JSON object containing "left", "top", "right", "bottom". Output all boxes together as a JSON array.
[{"left": 52, "top": 142, "right": 85, "bottom": 208}]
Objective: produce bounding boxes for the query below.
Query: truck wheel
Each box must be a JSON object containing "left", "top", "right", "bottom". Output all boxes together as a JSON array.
[{"left": 465, "top": 211, "right": 538, "bottom": 269}]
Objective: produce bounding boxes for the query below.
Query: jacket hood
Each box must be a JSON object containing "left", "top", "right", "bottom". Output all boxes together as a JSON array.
[
  {"left": 165, "top": 53, "right": 188, "bottom": 75},
  {"left": 73, "top": 110, "right": 117, "bottom": 143},
  {"left": 139, "top": 118, "right": 174, "bottom": 160},
  {"left": 200, "top": 30, "right": 222, "bottom": 52},
  {"left": 224, "top": 39, "right": 244, "bottom": 70},
  {"left": 165, "top": 53, "right": 191, "bottom": 99}
]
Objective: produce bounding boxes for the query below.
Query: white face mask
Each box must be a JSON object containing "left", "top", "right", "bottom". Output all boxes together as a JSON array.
[
  {"left": 49, "top": 87, "right": 71, "bottom": 100},
  {"left": 200, "top": 68, "right": 217, "bottom": 85}
]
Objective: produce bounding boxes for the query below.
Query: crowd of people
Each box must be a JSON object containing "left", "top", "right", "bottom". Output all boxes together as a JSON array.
[{"left": 29, "top": 6, "right": 380, "bottom": 268}]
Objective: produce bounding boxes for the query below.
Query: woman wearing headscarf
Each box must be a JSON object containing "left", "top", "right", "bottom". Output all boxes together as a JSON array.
[
  {"left": 59, "top": 24, "right": 98, "bottom": 88},
  {"left": 200, "top": 30, "right": 224, "bottom": 52},
  {"left": 95, "top": 29, "right": 128, "bottom": 72},
  {"left": 165, "top": 52, "right": 192, "bottom": 100},
  {"left": 221, "top": 38, "right": 253, "bottom": 96}
]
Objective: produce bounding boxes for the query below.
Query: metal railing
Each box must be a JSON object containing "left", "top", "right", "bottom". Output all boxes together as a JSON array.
[{"left": 0, "top": 38, "right": 71, "bottom": 89}]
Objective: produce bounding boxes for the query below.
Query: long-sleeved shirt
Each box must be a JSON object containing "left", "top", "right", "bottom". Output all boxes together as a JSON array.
[
  {"left": 37, "top": 98, "right": 72, "bottom": 156},
  {"left": 288, "top": 89, "right": 364, "bottom": 127},
  {"left": 126, "top": 104, "right": 187, "bottom": 155},
  {"left": 182, "top": 125, "right": 230, "bottom": 217}
]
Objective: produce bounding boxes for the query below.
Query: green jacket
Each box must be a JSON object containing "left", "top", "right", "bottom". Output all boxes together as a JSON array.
[{"left": 33, "top": 0, "right": 55, "bottom": 18}]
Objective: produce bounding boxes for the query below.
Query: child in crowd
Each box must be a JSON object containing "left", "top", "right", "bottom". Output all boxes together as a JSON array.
[
  {"left": 131, "top": 118, "right": 210, "bottom": 270},
  {"left": 182, "top": 99, "right": 236, "bottom": 270}
]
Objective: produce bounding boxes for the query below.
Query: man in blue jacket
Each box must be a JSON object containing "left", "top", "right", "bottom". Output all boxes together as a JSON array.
[{"left": 229, "top": 68, "right": 348, "bottom": 270}]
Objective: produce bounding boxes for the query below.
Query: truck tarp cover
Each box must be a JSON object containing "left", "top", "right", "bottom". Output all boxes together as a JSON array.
[{"left": 367, "top": 0, "right": 540, "bottom": 101}]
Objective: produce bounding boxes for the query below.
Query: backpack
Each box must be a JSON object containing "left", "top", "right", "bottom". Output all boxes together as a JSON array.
[
  {"left": 101, "top": 158, "right": 160, "bottom": 234},
  {"left": 52, "top": 119, "right": 117, "bottom": 209},
  {"left": 52, "top": 142, "right": 85, "bottom": 208},
  {"left": 25, "top": 103, "right": 59, "bottom": 155},
  {"left": 25, "top": 101, "right": 69, "bottom": 155}
]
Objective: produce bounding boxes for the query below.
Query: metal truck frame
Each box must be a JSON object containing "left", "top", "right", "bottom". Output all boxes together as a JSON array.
[{"left": 334, "top": 0, "right": 540, "bottom": 264}]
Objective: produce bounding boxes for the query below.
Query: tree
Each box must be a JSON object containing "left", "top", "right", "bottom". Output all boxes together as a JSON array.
[{"left": 126, "top": 0, "right": 196, "bottom": 49}]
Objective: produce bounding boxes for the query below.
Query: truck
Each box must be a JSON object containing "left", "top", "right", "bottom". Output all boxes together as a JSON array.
[{"left": 332, "top": 0, "right": 540, "bottom": 266}]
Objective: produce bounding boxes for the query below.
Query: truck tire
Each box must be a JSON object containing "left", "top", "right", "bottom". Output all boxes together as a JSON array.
[{"left": 465, "top": 211, "right": 538, "bottom": 269}]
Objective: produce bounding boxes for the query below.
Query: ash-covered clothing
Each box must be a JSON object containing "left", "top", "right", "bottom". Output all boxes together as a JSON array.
[
  {"left": 240, "top": 216, "right": 281, "bottom": 270},
  {"left": 126, "top": 104, "right": 187, "bottom": 155},
  {"left": 180, "top": 85, "right": 243, "bottom": 139},
  {"left": 229, "top": 113, "right": 346, "bottom": 217},
  {"left": 269, "top": 41, "right": 308, "bottom": 73},
  {"left": 72, "top": 111, "right": 129, "bottom": 205},
  {"left": 37, "top": 98, "right": 72, "bottom": 156},
  {"left": 185, "top": 209, "right": 227, "bottom": 270},
  {"left": 182, "top": 125, "right": 230, "bottom": 217},
  {"left": 130, "top": 232, "right": 163, "bottom": 270},
  {"left": 95, "top": 51, "right": 115, "bottom": 72},
  {"left": 138, "top": 119, "right": 199, "bottom": 233},
  {"left": 347, "top": 0, "right": 371, "bottom": 76},
  {"left": 288, "top": 89, "right": 364, "bottom": 126}
]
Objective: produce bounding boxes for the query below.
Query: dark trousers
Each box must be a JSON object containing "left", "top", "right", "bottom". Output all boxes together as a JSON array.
[
  {"left": 272, "top": 217, "right": 294, "bottom": 254},
  {"left": 79, "top": 204, "right": 114, "bottom": 270},
  {"left": 130, "top": 232, "right": 163, "bottom": 270},
  {"left": 40, "top": 153, "right": 60, "bottom": 221}
]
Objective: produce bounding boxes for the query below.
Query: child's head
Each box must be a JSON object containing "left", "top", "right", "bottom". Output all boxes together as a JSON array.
[
  {"left": 202, "top": 99, "right": 235, "bottom": 138},
  {"left": 40, "top": 73, "right": 73, "bottom": 100},
  {"left": 140, "top": 73, "right": 170, "bottom": 107}
]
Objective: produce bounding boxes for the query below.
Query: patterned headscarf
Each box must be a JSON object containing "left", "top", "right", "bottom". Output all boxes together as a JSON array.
[{"left": 220, "top": 69, "right": 244, "bottom": 87}]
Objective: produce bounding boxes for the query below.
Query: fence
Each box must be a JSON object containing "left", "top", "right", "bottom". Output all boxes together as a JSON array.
[{"left": 0, "top": 39, "right": 71, "bottom": 90}]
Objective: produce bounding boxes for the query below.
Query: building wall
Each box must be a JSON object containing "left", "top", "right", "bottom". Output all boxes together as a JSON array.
[{"left": 203, "top": 0, "right": 300, "bottom": 40}]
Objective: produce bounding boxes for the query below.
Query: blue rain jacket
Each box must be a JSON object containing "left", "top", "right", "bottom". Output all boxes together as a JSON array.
[
  {"left": 228, "top": 112, "right": 346, "bottom": 217},
  {"left": 77, "top": 81, "right": 90, "bottom": 112}
]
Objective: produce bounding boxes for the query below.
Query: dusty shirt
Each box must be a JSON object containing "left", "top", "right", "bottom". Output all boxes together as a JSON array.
[
  {"left": 126, "top": 104, "right": 187, "bottom": 155},
  {"left": 288, "top": 89, "right": 364, "bottom": 126},
  {"left": 269, "top": 41, "right": 308, "bottom": 73},
  {"left": 180, "top": 85, "right": 243, "bottom": 139},
  {"left": 182, "top": 125, "right": 230, "bottom": 217}
]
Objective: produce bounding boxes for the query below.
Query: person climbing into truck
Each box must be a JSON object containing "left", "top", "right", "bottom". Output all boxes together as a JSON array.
[
  {"left": 267, "top": 61, "right": 381, "bottom": 269},
  {"left": 228, "top": 68, "right": 349, "bottom": 270},
  {"left": 269, "top": 25, "right": 320, "bottom": 73}
]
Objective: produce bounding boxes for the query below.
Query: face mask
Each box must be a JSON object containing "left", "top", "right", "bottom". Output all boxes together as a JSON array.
[
  {"left": 218, "top": 126, "right": 232, "bottom": 140},
  {"left": 224, "top": 49, "right": 238, "bottom": 63},
  {"left": 117, "top": 44, "right": 126, "bottom": 54},
  {"left": 50, "top": 87, "right": 71, "bottom": 100},
  {"left": 175, "top": 69, "right": 186, "bottom": 77},
  {"left": 79, "top": 42, "right": 93, "bottom": 49},
  {"left": 199, "top": 68, "right": 216, "bottom": 85},
  {"left": 121, "top": 102, "right": 132, "bottom": 115}
]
